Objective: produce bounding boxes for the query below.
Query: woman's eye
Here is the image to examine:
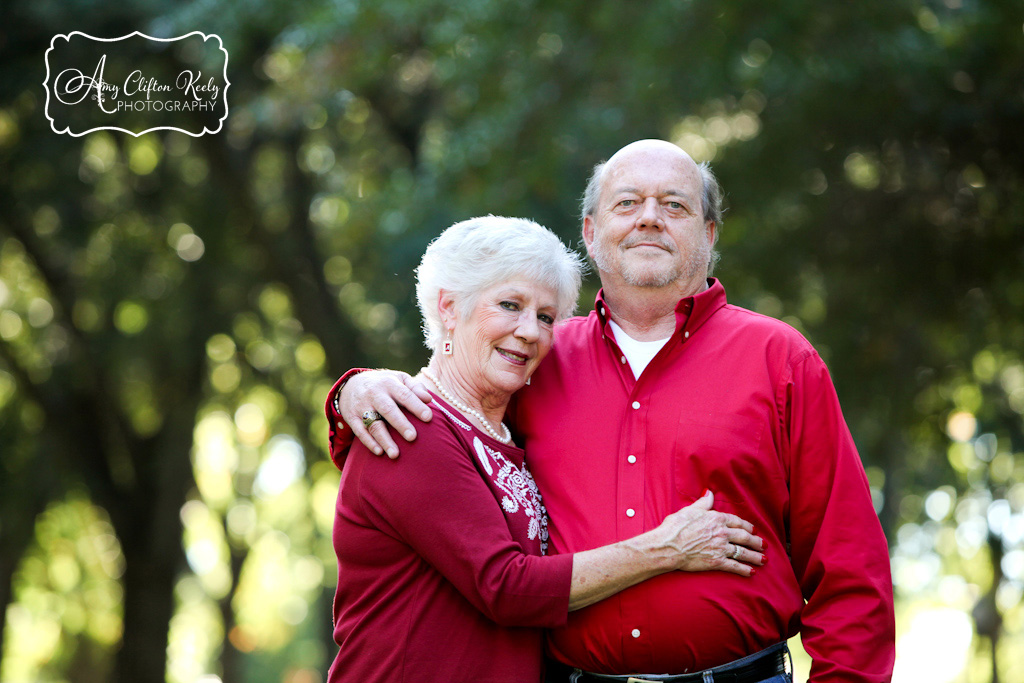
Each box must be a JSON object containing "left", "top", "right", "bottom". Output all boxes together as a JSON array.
[
  {"left": 538, "top": 314, "right": 555, "bottom": 325},
  {"left": 500, "top": 301, "right": 519, "bottom": 311}
]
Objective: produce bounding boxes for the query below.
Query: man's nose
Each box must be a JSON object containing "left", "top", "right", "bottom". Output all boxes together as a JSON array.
[{"left": 637, "top": 197, "right": 664, "bottom": 228}]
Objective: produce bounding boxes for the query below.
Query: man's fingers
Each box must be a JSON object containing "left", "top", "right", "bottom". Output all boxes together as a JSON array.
[
  {"left": 388, "top": 383, "right": 432, "bottom": 426},
  {"left": 350, "top": 422, "right": 384, "bottom": 457},
  {"left": 365, "top": 419, "right": 401, "bottom": 459},
  {"left": 401, "top": 375, "right": 434, "bottom": 415},
  {"left": 373, "top": 395, "right": 420, "bottom": 442}
]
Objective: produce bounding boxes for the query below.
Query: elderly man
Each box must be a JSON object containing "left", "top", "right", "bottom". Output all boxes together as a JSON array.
[{"left": 329, "top": 140, "right": 895, "bottom": 682}]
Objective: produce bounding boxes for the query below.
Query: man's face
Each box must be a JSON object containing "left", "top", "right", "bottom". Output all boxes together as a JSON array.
[{"left": 584, "top": 142, "right": 714, "bottom": 290}]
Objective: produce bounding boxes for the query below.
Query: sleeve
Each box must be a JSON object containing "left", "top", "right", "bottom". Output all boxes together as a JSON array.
[
  {"left": 353, "top": 416, "right": 573, "bottom": 628},
  {"left": 324, "top": 369, "right": 367, "bottom": 470},
  {"left": 782, "top": 352, "right": 896, "bottom": 682}
]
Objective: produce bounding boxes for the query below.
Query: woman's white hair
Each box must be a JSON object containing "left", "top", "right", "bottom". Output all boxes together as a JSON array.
[{"left": 415, "top": 215, "right": 585, "bottom": 349}]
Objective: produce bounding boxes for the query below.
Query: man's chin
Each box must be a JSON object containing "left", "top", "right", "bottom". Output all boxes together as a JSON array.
[{"left": 620, "top": 267, "right": 681, "bottom": 288}]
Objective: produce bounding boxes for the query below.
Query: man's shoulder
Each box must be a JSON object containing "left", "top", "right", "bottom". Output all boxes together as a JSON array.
[
  {"left": 715, "top": 303, "right": 818, "bottom": 359},
  {"left": 553, "top": 312, "right": 597, "bottom": 342}
]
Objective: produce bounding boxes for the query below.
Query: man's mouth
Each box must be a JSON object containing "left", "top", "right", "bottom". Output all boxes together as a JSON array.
[
  {"left": 626, "top": 241, "right": 671, "bottom": 251},
  {"left": 496, "top": 348, "right": 529, "bottom": 366}
]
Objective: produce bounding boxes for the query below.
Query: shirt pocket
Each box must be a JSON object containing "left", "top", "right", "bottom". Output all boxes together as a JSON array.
[{"left": 673, "top": 412, "right": 783, "bottom": 518}]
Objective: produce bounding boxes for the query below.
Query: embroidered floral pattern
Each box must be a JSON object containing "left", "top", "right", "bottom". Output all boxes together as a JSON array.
[{"left": 472, "top": 437, "right": 550, "bottom": 554}]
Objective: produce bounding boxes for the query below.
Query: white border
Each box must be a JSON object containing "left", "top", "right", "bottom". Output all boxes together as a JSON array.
[{"left": 43, "top": 31, "right": 231, "bottom": 137}]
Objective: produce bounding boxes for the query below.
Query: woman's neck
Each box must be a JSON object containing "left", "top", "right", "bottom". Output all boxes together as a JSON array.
[{"left": 423, "top": 359, "right": 509, "bottom": 430}]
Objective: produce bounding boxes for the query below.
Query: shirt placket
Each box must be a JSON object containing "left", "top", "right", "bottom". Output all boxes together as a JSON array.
[{"left": 618, "top": 367, "right": 652, "bottom": 664}]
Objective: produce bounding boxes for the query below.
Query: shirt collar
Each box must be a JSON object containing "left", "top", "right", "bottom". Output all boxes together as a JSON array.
[{"left": 593, "top": 278, "right": 728, "bottom": 340}]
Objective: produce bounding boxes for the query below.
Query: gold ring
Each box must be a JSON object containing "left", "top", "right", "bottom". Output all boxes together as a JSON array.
[{"left": 361, "top": 410, "right": 382, "bottom": 428}]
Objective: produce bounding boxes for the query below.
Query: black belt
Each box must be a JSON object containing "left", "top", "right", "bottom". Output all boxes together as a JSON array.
[{"left": 568, "top": 642, "right": 789, "bottom": 683}]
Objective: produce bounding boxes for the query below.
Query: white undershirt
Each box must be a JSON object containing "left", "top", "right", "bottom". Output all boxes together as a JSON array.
[{"left": 607, "top": 319, "right": 671, "bottom": 379}]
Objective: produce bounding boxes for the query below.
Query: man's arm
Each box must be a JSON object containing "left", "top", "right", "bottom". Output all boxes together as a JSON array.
[
  {"left": 784, "top": 353, "right": 896, "bottom": 682},
  {"left": 326, "top": 369, "right": 433, "bottom": 460}
]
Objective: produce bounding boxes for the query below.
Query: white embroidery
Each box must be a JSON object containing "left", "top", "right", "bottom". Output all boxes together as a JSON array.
[
  {"left": 432, "top": 401, "right": 472, "bottom": 432},
  {"left": 478, "top": 441, "right": 551, "bottom": 554},
  {"left": 472, "top": 436, "right": 494, "bottom": 476}
]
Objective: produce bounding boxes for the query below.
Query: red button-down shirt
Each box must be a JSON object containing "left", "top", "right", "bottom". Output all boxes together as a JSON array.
[{"left": 509, "top": 279, "right": 894, "bottom": 681}]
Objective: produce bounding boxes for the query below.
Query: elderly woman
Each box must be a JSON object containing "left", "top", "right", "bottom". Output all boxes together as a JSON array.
[{"left": 327, "top": 216, "right": 763, "bottom": 683}]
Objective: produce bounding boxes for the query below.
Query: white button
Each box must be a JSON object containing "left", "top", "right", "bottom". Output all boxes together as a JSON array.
[
  {"left": 626, "top": 508, "right": 635, "bottom": 517},
  {"left": 337, "top": 421, "right": 345, "bottom": 429},
  {"left": 620, "top": 356, "right": 626, "bottom": 364},
  {"left": 683, "top": 331, "right": 690, "bottom": 339},
  {"left": 631, "top": 401, "right": 640, "bottom": 409},
  {"left": 627, "top": 454, "right": 637, "bottom": 464},
  {"left": 631, "top": 628, "right": 641, "bottom": 638}
]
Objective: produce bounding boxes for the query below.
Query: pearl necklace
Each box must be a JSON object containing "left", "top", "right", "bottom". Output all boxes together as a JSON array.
[{"left": 422, "top": 369, "right": 512, "bottom": 444}]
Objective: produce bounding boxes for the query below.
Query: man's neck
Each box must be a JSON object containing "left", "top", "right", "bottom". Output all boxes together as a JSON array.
[{"left": 602, "top": 277, "right": 708, "bottom": 342}]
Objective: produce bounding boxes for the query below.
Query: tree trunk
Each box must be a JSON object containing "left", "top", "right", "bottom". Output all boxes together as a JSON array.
[{"left": 115, "top": 550, "right": 180, "bottom": 683}]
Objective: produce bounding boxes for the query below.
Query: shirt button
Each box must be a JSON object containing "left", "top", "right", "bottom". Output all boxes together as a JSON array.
[
  {"left": 626, "top": 508, "right": 635, "bottom": 517},
  {"left": 337, "top": 421, "right": 345, "bottom": 429},
  {"left": 631, "top": 401, "right": 640, "bottom": 409},
  {"left": 620, "top": 356, "right": 626, "bottom": 364},
  {"left": 683, "top": 331, "right": 690, "bottom": 339},
  {"left": 631, "top": 628, "right": 641, "bottom": 638},
  {"left": 627, "top": 455, "right": 637, "bottom": 464}
]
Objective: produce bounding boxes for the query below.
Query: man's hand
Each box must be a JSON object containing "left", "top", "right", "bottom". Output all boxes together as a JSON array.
[
  {"left": 643, "top": 491, "right": 766, "bottom": 576},
  {"left": 340, "top": 370, "right": 433, "bottom": 458}
]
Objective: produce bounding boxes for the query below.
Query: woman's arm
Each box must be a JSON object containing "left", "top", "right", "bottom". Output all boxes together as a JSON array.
[
  {"left": 354, "top": 420, "right": 763, "bottom": 625},
  {"left": 568, "top": 491, "right": 763, "bottom": 611}
]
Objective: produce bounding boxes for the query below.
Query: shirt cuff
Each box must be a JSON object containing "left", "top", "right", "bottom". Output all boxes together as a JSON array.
[{"left": 325, "top": 368, "right": 370, "bottom": 469}]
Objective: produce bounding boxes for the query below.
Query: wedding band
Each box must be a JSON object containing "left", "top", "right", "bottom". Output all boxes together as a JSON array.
[
  {"left": 730, "top": 545, "right": 741, "bottom": 560},
  {"left": 361, "top": 410, "right": 383, "bottom": 428}
]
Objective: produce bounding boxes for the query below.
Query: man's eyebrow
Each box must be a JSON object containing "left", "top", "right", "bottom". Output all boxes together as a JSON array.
[{"left": 611, "top": 187, "right": 695, "bottom": 201}]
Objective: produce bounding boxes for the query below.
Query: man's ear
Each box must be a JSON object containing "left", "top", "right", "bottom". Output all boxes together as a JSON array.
[
  {"left": 437, "top": 289, "right": 458, "bottom": 329},
  {"left": 582, "top": 215, "right": 597, "bottom": 260},
  {"left": 705, "top": 220, "right": 716, "bottom": 246}
]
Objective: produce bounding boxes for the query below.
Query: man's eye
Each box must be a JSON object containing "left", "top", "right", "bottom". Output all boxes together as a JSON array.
[
  {"left": 667, "top": 201, "right": 683, "bottom": 209},
  {"left": 620, "top": 199, "right": 636, "bottom": 207}
]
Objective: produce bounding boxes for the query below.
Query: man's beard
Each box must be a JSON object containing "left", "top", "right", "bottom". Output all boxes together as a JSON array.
[{"left": 592, "top": 236, "right": 710, "bottom": 288}]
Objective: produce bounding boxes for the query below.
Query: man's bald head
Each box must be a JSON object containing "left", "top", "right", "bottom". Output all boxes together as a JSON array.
[{"left": 580, "top": 139, "right": 723, "bottom": 271}]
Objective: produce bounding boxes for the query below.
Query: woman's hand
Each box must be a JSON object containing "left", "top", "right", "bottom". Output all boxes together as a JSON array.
[
  {"left": 339, "top": 370, "right": 433, "bottom": 458},
  {"left": 568, "top": 491, "right": 765, "bottom": 610},
  {"left": 640, "top": 490, "right": 765, "bottom": 576}
]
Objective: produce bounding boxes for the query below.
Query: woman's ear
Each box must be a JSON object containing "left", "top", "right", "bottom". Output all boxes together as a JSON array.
[{"left": 437, "top": 289, "right": 458, "bottom": 330}]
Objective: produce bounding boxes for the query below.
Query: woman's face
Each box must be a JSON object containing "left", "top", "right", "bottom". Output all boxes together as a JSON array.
[{"left": 446, "top": 278, "right": 559, "bottom": 402}]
